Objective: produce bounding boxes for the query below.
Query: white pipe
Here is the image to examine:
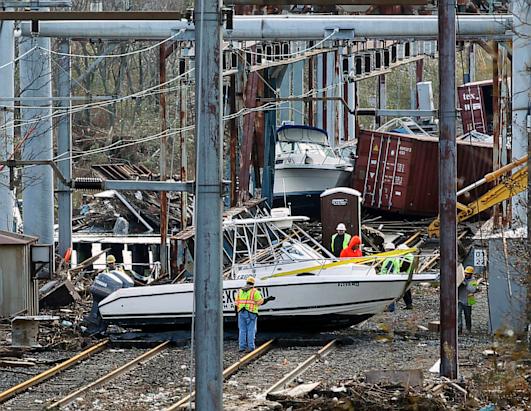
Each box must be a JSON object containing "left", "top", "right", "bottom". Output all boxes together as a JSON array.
[{"left": 19, "top": 15, "right": 513, "bottom": 40}]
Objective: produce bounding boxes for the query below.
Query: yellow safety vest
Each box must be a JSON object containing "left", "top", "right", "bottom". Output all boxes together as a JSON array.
[
  {"left": 235, "top": 288, "right": 263, "bottom": 314},
  {"left": 331, "top": 233, "right": 351, "bottom": 253}
]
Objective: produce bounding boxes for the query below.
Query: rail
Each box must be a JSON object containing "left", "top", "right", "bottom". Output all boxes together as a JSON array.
[
  {"left": 46, "top": 341, "right": 170, "bottom": 409},
  {"left": 165, "top": 339, "right": 275, "bottom": 410},
  {"left": 0, "top": 339, "right": 108, "bottom": 403}
]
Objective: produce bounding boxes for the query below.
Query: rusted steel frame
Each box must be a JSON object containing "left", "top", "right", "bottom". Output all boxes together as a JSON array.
[
  {"left": 47, "top": 341, "right": 170, "bottom": 409},
  {"left": 230, "top": 74, "right": 238, "bottom": 206},
  {"left": 238, "top": 71, "right": 260, "bottom": 203},
  {"left": 265, "top": 339, "right": 337, "bottom": 395},
  {"left": 0, "top": 340, "right": 108, "bottom": 403},
  {"left": 159, "top": 44, "right": 169, "bottom": 276},
  {"left": 438, "top": 0, "right": 458, "bottom": 379},
  {"left": 491, "top": 41, "right": 501, "bottom": 227},
  {"left": 166, "top": 339, "right": 275, "bottom": 410}
]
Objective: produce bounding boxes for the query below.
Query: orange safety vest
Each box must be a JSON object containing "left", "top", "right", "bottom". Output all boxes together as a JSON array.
[{"left": 235, "top": 288, "right": 263, "bottom": 314}]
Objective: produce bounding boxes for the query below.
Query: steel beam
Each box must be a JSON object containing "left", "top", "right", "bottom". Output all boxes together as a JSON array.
[
  {"left": 0, "top": 16, "right": 15, "bottom": 231},
  {"left": 159, "top": 45, "right": 169, "bottom": 275},
  {"left": 56, "top": 39, "right": 72, "bottom": 258},
  {"left": 0, "top": 11, "right": 182, "bottom": 20},
  {"left": 17, "top": 15, "right": 513, "bottom": 41},
  {"left": 192, "top": 0, "right": 224, "bottom": 410},
  {"left": 19, "top": 29, "right": 54, "bottom": 245},
  {"left": 226, "top": 0, "right": 428, "bottom": 4},
  {"left": 71, "top": 178, "right": 195, "bottom": 192},
  {"left": 438, "top": 0, "right": 458, "bottom": 379}
]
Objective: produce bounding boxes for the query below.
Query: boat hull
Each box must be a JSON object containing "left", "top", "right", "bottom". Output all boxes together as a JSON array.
[
  {"left": 98, "top": 273, "right": 436, "bottom": 331},
  {"left": 273, "top": 165, "right": 352, "bottom": 215}
]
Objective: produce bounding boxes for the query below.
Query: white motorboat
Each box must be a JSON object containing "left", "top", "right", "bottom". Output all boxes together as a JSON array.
[
  {"left": 93, "top": 215, "right": 438, "bottom": 331},
  {"left": 273, "top": 125, "right": 353, "bottom": 215}
]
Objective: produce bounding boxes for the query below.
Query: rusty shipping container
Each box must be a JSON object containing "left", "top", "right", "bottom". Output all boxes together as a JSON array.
[
  {"left": 352, "top": 129, "right": 493, "bottom": 216},
  {"left": 457, "top": 80, "right": 493, "bottom": 135}
]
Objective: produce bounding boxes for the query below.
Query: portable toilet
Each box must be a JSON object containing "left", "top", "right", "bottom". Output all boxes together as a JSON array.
[{"left": 320, "top": 188, "right": 362, "bottom": 251}]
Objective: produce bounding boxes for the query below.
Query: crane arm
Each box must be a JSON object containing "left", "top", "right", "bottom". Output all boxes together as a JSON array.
[{"left": 428, "top": 164, "right": 528, "bottom": 237}]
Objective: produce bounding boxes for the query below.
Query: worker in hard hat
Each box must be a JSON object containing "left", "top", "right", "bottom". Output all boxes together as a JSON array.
[
  {"left": 340, "top": 235, "right": 363, "bottom": 258},
  {"left": 397, "top": 244, "right": 414, "bottom": 309},
  {"left": 235, "top": 276, "right": 275, "bottom": 352},
  {"left": 458, "top": 266, "right": 478, "bottom": 334},
  {"left": 331, "top": 223, "right": 351, "bottom": 258},
  {"left": 105, "top": 254, "right": 124, "bottom": 273}
]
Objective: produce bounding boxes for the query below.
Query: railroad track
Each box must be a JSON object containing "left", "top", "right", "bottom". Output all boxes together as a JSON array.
[
  {"left": 1, "top": 336, "right": 347, "bottom": 410},
  {"left": 0, "top": 340, "right": 172, "bottom": 410},
  {"left": 166, "top": 339, "right": 339, "bottom": 410}
]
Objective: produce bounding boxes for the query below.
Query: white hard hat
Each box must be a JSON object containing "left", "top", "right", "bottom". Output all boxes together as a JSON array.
[
  {"left": 397, "top": 244, "right": 408, "bottom": 250},
  {"left": 336, "top": 223, "right": 346, "bottom": 231},
  {"left": 384, "top": 242, "right": 396, "bottom": 251}
]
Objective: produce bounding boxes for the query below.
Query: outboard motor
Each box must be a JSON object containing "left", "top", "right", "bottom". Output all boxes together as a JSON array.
[{"left": 84, "top": 270, "right": 134, "bottom": 333}]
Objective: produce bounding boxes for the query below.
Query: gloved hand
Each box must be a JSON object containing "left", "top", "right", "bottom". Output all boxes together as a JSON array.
[{"left": 263, "top": 296, "right": 276, "bottom": 304}]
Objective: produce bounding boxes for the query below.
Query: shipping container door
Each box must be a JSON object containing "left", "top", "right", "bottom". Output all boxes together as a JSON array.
[
  {"left": 458, "top": 84, "right": 487, "bottom": 134},
  {"left": 374, "top": 136, "right": 412, "bottom": 211},
  {"left": 360, "top": 133, "right": 384, "bottom": 207}
]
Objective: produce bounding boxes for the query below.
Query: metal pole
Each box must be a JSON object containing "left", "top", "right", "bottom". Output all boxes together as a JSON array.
[
  {"left": 376, "top": 74, "right": 386, "bottom": 127},
  {"left": 19, "top": 22, "right": 55, "bottom": 246},
  {"left": 0, "top": 17, "right": 15, "bottom": 231},
  {"left": 56, "top": 38, "right": 72, "bottom": 258},
  {"left": 438, "top": 0, "right": 458, "bottom": 379},
  {"left": 467, "top": 43, "right": 475, "bottom": 83},
  {"left": 316, "top": 54, "right": 324, "bottom": 129},
  {"left": 159, "top": 44, "right": 169, "bottom": 275},
  {"left": 262, "top": 70, "right": 276, "bottom": 207},
  {"left": 292, "top": 42, "right": 304, "bottom": 124},
  {"left": 193, "top": 0, "right": 223, "bottom": 408},
  {"left": 308, "top": 54, "right": 314, "bottom": 126},
  {"left": 511, "top": 0, "right": 529, "bottom": 226},
  {"left": 492, "top": 42, "right": 500, "bottom": 227},
  {"left": 347, "top": 55, "right": 356, "bottom": 140},
  {"left": 180, "top": 58, "right": 189, "bottom": 229}
]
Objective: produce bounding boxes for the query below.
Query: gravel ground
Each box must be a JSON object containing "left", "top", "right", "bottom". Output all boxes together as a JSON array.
[
  {"left": 3, "top": 348, "right": 144, "bottom": 411},
  {"left": 65, "top": 340, "right": 242, "bottom": 410},
  {"left": 224, "top": 346, "right": 317, "bottom": 408},
  {"left": 0, "top": 284, "right": 495, "bottom": 410}
]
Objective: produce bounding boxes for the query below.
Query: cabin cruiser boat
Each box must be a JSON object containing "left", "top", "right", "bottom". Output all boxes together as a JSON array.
[
  {"left": 87, "top": 215, "right": 438, "bottom": 331},
  {"left": 273, "top": 125, "right": 353, "bottom": 216}
]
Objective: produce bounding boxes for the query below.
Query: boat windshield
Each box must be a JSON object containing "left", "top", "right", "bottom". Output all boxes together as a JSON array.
[{"left": 276, "top": 141, "right": 341, "bottom": 165}]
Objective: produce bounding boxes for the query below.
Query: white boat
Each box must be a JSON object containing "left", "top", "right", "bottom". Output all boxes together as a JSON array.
[
  {"left": 273, "top": 125, "right": 353, "bottom": 215},
  {"left": 95, "top": 215, "right": 438, "bottom": 331}
]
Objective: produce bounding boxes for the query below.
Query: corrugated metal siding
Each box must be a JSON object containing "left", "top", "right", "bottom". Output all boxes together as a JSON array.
[
  {"left": 0, "top": 245, "right": 30, "bottom": 317},
  {"left": 352, "top": 130, "right": 493, "bottom": 216}
]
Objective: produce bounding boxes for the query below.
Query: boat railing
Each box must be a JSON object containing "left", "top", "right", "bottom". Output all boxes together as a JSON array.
[{"left": 276, "top": 144, "right": 348, "bottom": 167}]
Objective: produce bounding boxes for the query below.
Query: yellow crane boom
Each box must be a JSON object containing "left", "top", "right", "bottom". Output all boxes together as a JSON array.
[{"left": 428, "top": 155, "right": 528, "bottom": 237}]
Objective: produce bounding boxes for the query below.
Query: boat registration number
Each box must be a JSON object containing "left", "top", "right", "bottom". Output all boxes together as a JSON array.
[{"left": 337, "top": 282, "right": 359, "bottom": 287}]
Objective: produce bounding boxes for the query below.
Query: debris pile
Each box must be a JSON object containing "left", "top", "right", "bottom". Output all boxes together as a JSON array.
[{"left": 73, "top": 163, "right": 193, "bottom": 234}]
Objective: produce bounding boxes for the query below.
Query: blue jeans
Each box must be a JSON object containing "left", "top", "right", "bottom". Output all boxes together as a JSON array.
[{"left": 238, "top": 310, "right": 257, "bottom": 351}]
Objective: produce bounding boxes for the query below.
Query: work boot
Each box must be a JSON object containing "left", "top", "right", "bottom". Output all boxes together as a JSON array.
[{"left": 405, "top": 305, "right": 413, "bottom": 310}]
